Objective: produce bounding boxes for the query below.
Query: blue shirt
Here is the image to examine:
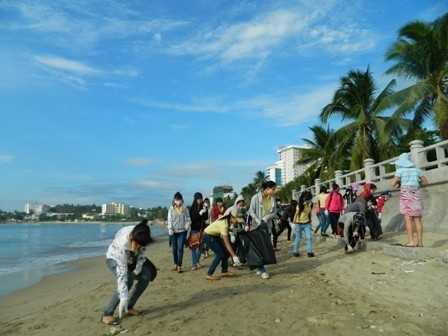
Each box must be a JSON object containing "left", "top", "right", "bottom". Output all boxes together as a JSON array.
[{"left": 395, "top": 167, "right": 422, "bottom": 187}]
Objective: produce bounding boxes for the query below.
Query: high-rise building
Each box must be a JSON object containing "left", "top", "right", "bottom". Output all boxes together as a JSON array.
[
  {"left": 265, "top": 145, "right": 310, "bottom": 186},
  {"left": 101, "top": 202, "right": 130, "bottom": 216},
  {"left": 24, "top": 202, "right": 50, "bottom": 215},
  {"left": 266, "top": 160, "right": 284, "bottom": 186}
]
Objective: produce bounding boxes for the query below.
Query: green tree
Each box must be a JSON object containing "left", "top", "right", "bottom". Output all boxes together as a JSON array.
[
  {"left": 297, "top": 125, "right": 343, "bottom": 180},
  {"left": 253, "top": 171, "right": 267, "bottom": 189},
  {"left": 386, "top": 13, "right": 448, "bottom": 138},
  {"left": 321, "top": 68, "right": 404, "bottom": 170}
]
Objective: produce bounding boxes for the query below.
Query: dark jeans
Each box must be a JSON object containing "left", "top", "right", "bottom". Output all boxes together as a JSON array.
[
  {"left": 203, "top": 234, "right": 228, "bottom": 276},
  {"left": 315, "top": 209, "right": 330, "bottom": 234},
  {"left": 171, "top": 231, "right": 187, "bottom": 266},
  {"left": 328, "top": 212, "right": 341, "bottom": 235},
  {"left": 103, "top": 258, "right": 152, "bottom": 316}
]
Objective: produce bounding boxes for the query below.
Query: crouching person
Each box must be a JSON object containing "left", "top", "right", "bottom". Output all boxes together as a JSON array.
[
  {"left": 203, "top": 213, "right": 242, "bottom": 281},
  {"left": 102, "top": 220, "right": 155, "bottom": 325},
  {"left": 339, "top": 212, "right": 366, "bottom": 253}
]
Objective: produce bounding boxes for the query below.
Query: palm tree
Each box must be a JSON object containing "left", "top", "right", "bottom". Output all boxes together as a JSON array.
[
  {"left": 253, "top": 171, "right": 267, "bottom": 189},
  {"left": 386, "top": 13, "right": 448, "bottom": 138},
  {"left": 320, "top": 68, "right": 404, "bottom": 170},
  {"left": 297, "top": 125, "right": 343, "bottom": 180}
]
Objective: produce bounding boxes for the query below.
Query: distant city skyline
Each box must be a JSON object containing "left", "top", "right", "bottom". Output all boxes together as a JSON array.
[{"left": 1, "top": 0, "right": 446, "bottom": 210}]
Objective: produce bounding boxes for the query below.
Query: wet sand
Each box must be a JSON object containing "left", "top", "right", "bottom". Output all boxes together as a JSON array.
[{"left": 1, "top": 234, "right": 447, "bottom": 336}]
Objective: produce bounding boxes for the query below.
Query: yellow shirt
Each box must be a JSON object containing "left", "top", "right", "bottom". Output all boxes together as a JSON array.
[
  {"left": 317, "top": 193, "right": 329, "bottom": 208},
  {"left": 294, "top": 203, "right": 312, "bottom": 224},
  {"left": 204, "top": 218, "right": 229, "bottom": 237},
  {"left": 262, "top": 195, "right": 272, "bottom": 217},
  {"left": 174, "top": 206, "right": 183, "bottom": 215}
]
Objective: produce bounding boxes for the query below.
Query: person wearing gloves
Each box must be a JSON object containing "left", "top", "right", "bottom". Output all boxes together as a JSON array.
[
  {"left": 189, "top": 192, "right": 208, "bottom": 271},
  {"left": 224, "top": 195, "right": 247, "bottom": 241},
  {"left": 102, "top": 220, "right": 154, "bottom": 325},
  {"left": 203, "top": 212, "right": 242, "bottom": 281},
  {"left": 167, "top": 192, "right": 191, "bottom": 273},
  {"left": 248, "top": 180, "right": 277, "bottom": 279}
]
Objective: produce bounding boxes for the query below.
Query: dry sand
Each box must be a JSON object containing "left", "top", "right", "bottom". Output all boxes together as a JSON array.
[{"left": 1, "top": 233, "right": 447, "bottom": 336}]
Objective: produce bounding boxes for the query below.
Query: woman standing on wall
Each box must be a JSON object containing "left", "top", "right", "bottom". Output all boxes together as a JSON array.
[
  {"left": 391, "top": 153, "right": 428, "bottom": 247},
  {"left": 167, "top": 192, "right": 191, "bottom": 273}
]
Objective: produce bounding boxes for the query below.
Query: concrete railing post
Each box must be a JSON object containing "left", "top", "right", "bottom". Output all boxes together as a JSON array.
[
  {"left": 364, "top": 158, "right": 375, "bottom": 182},
  {"left": 335, "top": 170, "right": 343, "bottom": 187},
  {"left": 410, "top": 140, "right": 425, "bottom": 168},
  {"left": 314, "top": 178, "right": 321, "bottom": 194}
]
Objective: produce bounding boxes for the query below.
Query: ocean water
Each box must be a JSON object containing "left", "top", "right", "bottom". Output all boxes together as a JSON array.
[{"left": 0, "top": 223, "right": 165, "bottom": 296}]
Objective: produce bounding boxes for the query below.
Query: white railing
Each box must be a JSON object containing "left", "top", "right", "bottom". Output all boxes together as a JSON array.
[{"left": 293, "top": 138, "right": 448, "bottom": 199}]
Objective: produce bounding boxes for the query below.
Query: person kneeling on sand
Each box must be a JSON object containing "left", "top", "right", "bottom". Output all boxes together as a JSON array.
[
  {"left": 203, "top": 212, "right": 242, "bottom": 281},
  {"left": 102, "top": 220, "right": 155, "bottom": 325}
]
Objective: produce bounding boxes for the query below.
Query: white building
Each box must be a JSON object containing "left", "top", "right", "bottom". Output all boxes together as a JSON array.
[
  {"left": 101, "top": 202, "right": 130, "bottom": 216},
  {"left": 24, "top": 202, "right": 50, "bottom": 215},
  {"left": 277, "top": 145, "right": 310, "bottom": 184},
  {"left": 265, "top": 145, "right": 310, "bottom": 186},
  {"left": 266, "top": 160, "right": 284, "bottom": 186}
]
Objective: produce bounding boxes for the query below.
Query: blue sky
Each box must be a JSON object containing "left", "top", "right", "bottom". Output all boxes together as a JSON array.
[{"left": 0, "top": 0, "right": 446, "bottom": 210}]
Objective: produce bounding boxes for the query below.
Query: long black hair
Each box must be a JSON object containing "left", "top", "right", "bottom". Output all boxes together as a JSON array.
[
  {"left": 191, "top": 192, "right": 204, "bottom": 212},
  {"left": 297, "top": 191, "right": 313, "bottom": 217}
]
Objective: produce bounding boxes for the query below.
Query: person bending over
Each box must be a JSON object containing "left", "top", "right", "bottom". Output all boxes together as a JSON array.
[
  {"left": 102, "top": 220, "right": 154, "bottom": 325},
  {"left": 203, "top": 213, "right": 242, "bottom": 281}
]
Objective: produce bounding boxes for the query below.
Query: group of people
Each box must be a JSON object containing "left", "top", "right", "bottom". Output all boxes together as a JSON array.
[
  {"left": 100, "top": 151, "right": 428, "bottom": 325},
  {"left": 166, "top": 181, "right": 278, "bottom": 281}
]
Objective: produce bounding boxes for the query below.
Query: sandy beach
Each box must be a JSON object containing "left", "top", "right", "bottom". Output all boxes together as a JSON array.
[{"left": 1, "top": 233, "right": 447, "bottom": 336}]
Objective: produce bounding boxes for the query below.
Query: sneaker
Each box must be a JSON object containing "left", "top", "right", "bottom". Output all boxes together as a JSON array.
[
  {"left": 256, "top": 270, "right": 262, "bottom": 276},
  {"left": 261, "top": 272, "right": 270, "bottom": 280},
  {"left": 206, "top": 275, "right": 221, "bottom": 281},
  {"left": 307, "top": 252, "right": 315, "bottom": 258}
]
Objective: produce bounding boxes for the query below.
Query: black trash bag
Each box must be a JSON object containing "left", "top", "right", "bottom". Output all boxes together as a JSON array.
[
  {"left": 143, "top": 258, "right": 158, "bottom": 282},
  {"left": 238, "top": 223, "right": 276, "bottom": 269},
  {"left": 366, "top": 208, "right": 382, "bottom": 240}
]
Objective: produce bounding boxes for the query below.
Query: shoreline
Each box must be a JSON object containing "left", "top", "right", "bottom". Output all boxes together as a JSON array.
[{"left": 0, "top": 220, "right": 166, "bottom": 225}]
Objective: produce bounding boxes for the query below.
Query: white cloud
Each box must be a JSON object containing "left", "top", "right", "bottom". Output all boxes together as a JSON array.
[
  {"left": 131, "top": 83, "right": 336, "bottom": 127},
  {"left": 168, "top": 0, "right": 375, "bottom": 64},
  {"left": 134, "top": 179, "right": 162, "bottom": 189},
  {"left": 0, "top": 154, "right": 14, "bottom": 163},
  {"left": 35, "top": 55, "right": 102, "bottom": 76},
  {"left": 241, "top": 84, "right": 336, "bottom": 126},
  {"left": 131, "top": 97, "right": 232, "bottom": 114},
  {"left": 5, "top": 1, "right": 188, "bottom": 48},
  {"left": 169, "top": 9, "right": 308, "bottom": 62},
  {"left": 33, "top": 55, "right": 139, "bottom": 88},
  {"left": 125, "top": 158, "right": 153, "bottom": 167}
]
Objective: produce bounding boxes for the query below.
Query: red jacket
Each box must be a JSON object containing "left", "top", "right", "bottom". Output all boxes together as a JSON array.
[
  {"left": 325, "top": 191, "right": 344, "bottom": 213},
  {"left": 211, "top": 205, "right": 225, "bottom": 222}
]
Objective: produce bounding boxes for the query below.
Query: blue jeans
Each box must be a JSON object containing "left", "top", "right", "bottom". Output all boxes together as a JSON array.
[
  {"left": 316, "top": 209, "right": 330, "bottom": 234},
  {"left": 171, "top": 231, "right": 187, "bottom": 267},
  {"left": 292, "top": 223, "right": 313, "bottom": 254},
  {"left": 203, "top": 234, "right": 228, "bottom": 275},
  {"left": 103, "top": 258, "right": 152, "bottom": 316}
]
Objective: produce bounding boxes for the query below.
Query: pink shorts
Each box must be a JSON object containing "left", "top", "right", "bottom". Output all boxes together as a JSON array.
[{"left": 400, "top": 187, "right": 423, "bottom": 217}]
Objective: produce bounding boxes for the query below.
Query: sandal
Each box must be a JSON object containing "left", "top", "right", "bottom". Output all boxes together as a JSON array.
[{"left": 101, "top": 315, "right": 119, "bottom": 325}]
